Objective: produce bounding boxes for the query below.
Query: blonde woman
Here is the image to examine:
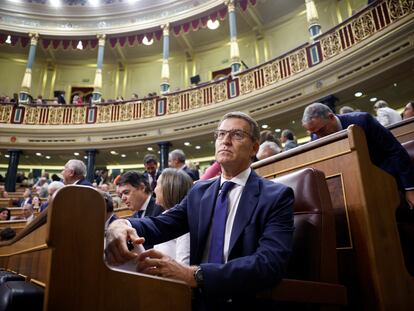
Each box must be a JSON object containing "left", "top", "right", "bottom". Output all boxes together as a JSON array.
[{"left": 153, "top": 168, "right": 193, "bottom": 265}]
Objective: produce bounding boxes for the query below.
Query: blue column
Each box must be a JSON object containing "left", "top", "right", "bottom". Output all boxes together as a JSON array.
[
  {"left": 5, "top": 150, "right": 21, "bottom": 192},
  {"left": 19, "top": 33, "right": 39, "bottom": 104},
  {"left": 157, "top": 141, "right": 171, "bottom": 171},
  {"left": 92, "top": 34, "right": 106, "bottom": 104},
  {"left": 227, "top": 0, "right": 241, "bottom": 73},
  {"left": 160, "top": 24, "right": 170, "bottom": 94},
  {"left": 306, "top": 0, "right": 322, "bottom": 40},
  {"left": 85, "top": 149, "right": 97, "bottom": 183}
]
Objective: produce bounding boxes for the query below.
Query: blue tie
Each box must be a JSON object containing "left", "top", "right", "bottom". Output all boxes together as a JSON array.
[{"left": 208, "top": 181, "right": 235, "bottom": 263}]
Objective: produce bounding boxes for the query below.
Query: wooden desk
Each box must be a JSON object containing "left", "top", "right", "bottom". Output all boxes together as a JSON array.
[
  {"left": 252, "top": 125, "right": 414, "bottom": 310},
  {"left": 389, "top": 117, "right": 414, "bottom": 143},
  {"left": 0, "top": 186, "right": 192, "bottom": 311}
]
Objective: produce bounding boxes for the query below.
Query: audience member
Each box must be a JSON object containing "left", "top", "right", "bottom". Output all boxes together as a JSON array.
[
  {"left": 106, "top": 111, "right": 294, "bottom": 309},
  {"left": 40, "top": 181, "right": 65, "bottom": 212},
  {"left": 0, "top": 207, "right": 11, "bottom": 221},
  {"left": 339, "top": 105, "right": 355, "bottom": 114},
  {"left": 62, "top": 159, "right": 92, "bottom": 186},
  {"left": 200, "top": 161, "right": 221, "bottom": 180},
  {"left": 153, "top": 168, "right": 193, "bottom": 265},
  {"left": 168, "top": 149, "right": 199, "bottom": 181},
  {"left": 0, "top": 227, "right": 16, "bottom": 241},
  {"left": 257, "top": 141, "right": 282, "bottom": 160},
  {"left": 403, "top": 101, "right": 414, "bottom": 120},
  {"left": 101, "top": 190, "right": 117, "bottom": 233},
  {"left": 143, "top": 154, "right": 161, "bottom": 191},
  {"left": 117, "top": 171, "right": 163, "bottom": 248},
  {"left": 373, "top": 100, "right": 402, "bottom": 126},
  {"left": 17, "top": 188, "right": 32, "bottom": 207},
  {"left": 280, "top": 129, "right": 298, "bottom": 151},
  {"left": 31, "top": 195, "right": 41, "bottom": 210},
  {"left": 259, "top": 130, "right": 282, "bottom": 148},
  {"left": 22, "top": 203, "right": 35, "bottom": 223},
  {"left": 100, "top": 183, "right": 110, "bottom": 192},
  {"left": 112, "top": 196, "right": 122, "bottom": 210},
  {"left": 35, "top": 177, "right": 49, "bottom": 198}
]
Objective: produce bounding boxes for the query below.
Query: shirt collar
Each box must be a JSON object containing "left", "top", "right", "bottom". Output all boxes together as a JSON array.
[
  {"left": 220, "top": 167, "right": 251, "bottom": 187},
  {"left": 140, "top": 195, "right": 151, "bottom": 211}
]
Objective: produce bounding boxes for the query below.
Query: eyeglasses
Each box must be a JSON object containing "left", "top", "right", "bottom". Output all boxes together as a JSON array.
[{"left": 214, "top": 129, "right": 252, "bottom": 141}]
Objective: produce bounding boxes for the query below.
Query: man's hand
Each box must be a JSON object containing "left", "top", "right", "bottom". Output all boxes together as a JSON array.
[
  {"left": 105, "top": 219, "right": 145, "bottom": 265},
  {"left": 405, "top": 190, "right": 414, "bottom": 209},
  {"left": 137, "top": 249, "right": 197, "bottom": 287}
]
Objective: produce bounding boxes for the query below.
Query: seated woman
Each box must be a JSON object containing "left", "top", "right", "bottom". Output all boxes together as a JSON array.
[
  {"left": 0, "top": 207, "right": 11, "bottom": 221},
  {"left": 153, "top": 168, "right": 193, "bottom": 265},
  {"left": 31, "top": 194, "right": 41, "bottom": 210}
]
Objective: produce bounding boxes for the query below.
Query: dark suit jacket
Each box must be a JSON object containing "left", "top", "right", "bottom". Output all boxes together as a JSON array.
[
  {"left": 143, "top": 170, "right": 161, "bottom": 191},
  {"left": 40, "top": 202, "right": 48, "bottom": 212},
  {"left": 75, "top": 178, "right": 93, "bottom": 186},
  {"left": 18, "top": 197, "right": 32, "bottom": 207},
  {"left": 338, "top": 112, "right": 414, "bottom": 190},
  {"left": 129, "top": 170, "right": 294, "bottom": 306},
  {"left": 182, "top": 165, "right": 199, "bottom": 181}
]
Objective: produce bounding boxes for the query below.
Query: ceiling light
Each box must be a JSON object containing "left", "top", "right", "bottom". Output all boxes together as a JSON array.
[
  {"left": 76, "top": 40, "right": 83, "bottom": 50},
  {"left": 35, "top": 152, "right": 42, "bottom": 156},
  {"left": 110, "top": 150, "right": 117, "bottom": 155},
  {"left": 74, "top": 152, "right": 80, "bottom": 156},
  {"left": 89, "top": 0, "right": 99, "bottom": 6},
  {"left": 393, "top": 83, "right": 397, "bottom": 87},
  {"left": 5, "top": 35, "right": 11, "bottom": 44},
  {"left": 275, "top": 129, "right": 281, "bottom": 133},
  {"left": 84, "top": 156, "right": 88, "bottom": 159},
  {"left": 50, "top": 0, "right": 61, "bottom": 7},
  {"left": 195, "top": 146, "right": 201, "bottom": 149},
  {"left": 354, "top": 91, "right": 363, "bottom": 97},
  {"left": 121, "top": 154, "right": 126, "bottom": 158},
  {"left": 291, "top": 120, "right": 296, "bottom": 124},
  {"left": 45, "top": 156, "right": 51, "bottom": 159},
  {"left": 207, "top": 19, "right": 220, "bottom": 30},
  {"left": 147, "top": 147, "right": 153, "bottom": 151},
  {"left": 5, "top": 154, "right": 9, "bottom": 158},
  {"left": 128, "top": 0, "right": 138, "bottom": 3},
  {"left": 370, "top": 97, "right": 377, "bottom": 102},
  {"left": 184, "top": 142, "right": 191, "bottom": 146},
  {"left": 261, "top": 124, "right": 269, "bottom": 129},
  {"left": 142, "top": 36, "right": 154, "bottom": 46}
]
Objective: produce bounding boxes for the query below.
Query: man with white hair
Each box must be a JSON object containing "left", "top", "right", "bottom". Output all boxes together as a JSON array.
[
  {"left": 40, "top": 181, "right": 65, "bottom": 212},
  {"left": 373, "top": 100, "right": 401, "bottom": 126},
  {"left": 257, "top": 141, "right": 282, "bottom": 160},
  {"left": 61, "top": 159, "right": 92, "bottom": 186}
]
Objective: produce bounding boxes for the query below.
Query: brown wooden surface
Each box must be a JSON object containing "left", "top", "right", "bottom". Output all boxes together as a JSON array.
[
  {"left": 0, "top": 186, "right": 192, "bottom": 311},
  {"left": 114, "top": 207, "right": 134, "bottom": 218},
  {"left": 252, "top": 125, "right": 414, "bottom": 310},
  {"left": 0, "top": 198, "right": 13, "bottom": 207},
  {"left": 389, "top": 117, "right": 414, "bottom": 143},
  {"left": 0, "top": 219, "right": 27, "bottom": 234}
]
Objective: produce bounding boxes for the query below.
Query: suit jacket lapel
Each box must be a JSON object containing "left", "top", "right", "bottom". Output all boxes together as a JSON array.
[
  {"left": 228, "top": 171, "right": 260, "bottom": 256},
  {"left": 196, "top": 179, "right": 220, "bottom": 261}
]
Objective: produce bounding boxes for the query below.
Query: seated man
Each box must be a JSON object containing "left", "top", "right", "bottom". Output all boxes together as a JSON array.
[
  {"left": 106, "top": 111, "right": 294, "bottom": 309},
  {"left": 62, "top": 159, "right": 92, "bottom": 186}
]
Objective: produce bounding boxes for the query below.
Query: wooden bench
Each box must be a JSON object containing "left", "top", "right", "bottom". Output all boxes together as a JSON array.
[
  {"left": 0, "top": 198, "right": 13, "bottom": 207},
  {"left": 389, "top": 116, "right": 414, "bottom": 143},
  {"left": 0, "top": 220, "right": 27, "bottom": 234},
  {"left": 252, "top": 125, "right": 414, "bottom": 309},
  {"left": 114, "top": 207, "right": 134, "bottom": 218}
]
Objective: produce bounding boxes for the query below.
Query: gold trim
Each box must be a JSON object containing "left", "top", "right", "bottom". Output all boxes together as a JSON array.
[
  {"left": 260, "top": 149, "right": 352, "bottom": 179},
  {"left": 326, "top": 172, "right": 354, "bottom": 250},
  {"left": 18, "top": 273, "right": 28, "bottom": 279},
  {"left": 30, "top": 279, "right": 46, "bottom": 288}
]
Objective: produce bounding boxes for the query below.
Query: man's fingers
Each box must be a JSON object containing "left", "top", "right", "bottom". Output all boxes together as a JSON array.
[{"left": 138, "top": 248, "right": 163, "bottom": 261}]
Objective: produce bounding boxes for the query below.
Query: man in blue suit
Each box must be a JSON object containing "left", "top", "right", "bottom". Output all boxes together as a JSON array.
[
  {"left": 106, "top": 111, "right": 294, "bottom": 309},
  {"left": 62, "top": 159, "right": 93, "bottom": 186}
]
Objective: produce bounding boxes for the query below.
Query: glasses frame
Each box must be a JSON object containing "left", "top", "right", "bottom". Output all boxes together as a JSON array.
[{"left": 214, "top": 129, "right": 252, "bottom": 141}]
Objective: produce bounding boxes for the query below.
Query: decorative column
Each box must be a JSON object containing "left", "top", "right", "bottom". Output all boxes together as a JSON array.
[
  {"left": 226, "top": 0, "right": 241, "bottom": 73},
  {"left": 305, "top": 0, "right": 322, "bottom": 40},
  {"left": 5, "top": 150, "right": 21, "bottom": 192},
  {"left": 157, "top": 141, "right": 171, "bottom": 171},
  {"left": 92, "top": 34, "right": 106, "bottom": 104},
  {"left": 160, "top": 24, "right": 170, "bottom": 94},
  {"left": 85, "top": 149, "right": 97, "bottom": 183},
  {"left": 19, "top": 33, "right": 39, "bottom": 104}
]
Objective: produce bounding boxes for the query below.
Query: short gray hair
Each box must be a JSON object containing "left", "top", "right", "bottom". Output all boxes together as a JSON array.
[
  {"left": 257, "top": 141, "right": 281, "bottom": 158},
  {"left": 281, "top": 129, "right": 294, "bottom": 140},
  {"left": 374, "top": 100, "right": 388, "bottom": 109},
  {"left": 48, "top": 181, "right": 65, "bottom": 194},
  {"left": 169, "top": 149, "right": 186, "bottom": 164},
  {"left": 302, "top": 103, "right": 333, "bottom": 124},
  {"left": 218, "top": 111, "right": 260, "bottom": 142},
  {"left": 65, "top": 159, "right": 87, "bottom": 178}
]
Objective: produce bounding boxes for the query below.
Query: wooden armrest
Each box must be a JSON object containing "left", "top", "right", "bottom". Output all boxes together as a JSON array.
[{"left": 257, "top": 279, "right": 347, "bottom": 305}]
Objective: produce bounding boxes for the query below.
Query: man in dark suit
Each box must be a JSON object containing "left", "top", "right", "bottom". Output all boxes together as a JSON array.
[
  {"left": 62, "top": 159, "right": 93, "bottom": 186},
  {"left": 116, "top": 171, "right": 163, "bottom": 249},
  {"left": 106, "top": 112, "right": 294, "bottom": 309},
  {"left": 168, "top": 149, "right": 199, "bottom": 181},
  {"left": 142, "top": 154, "right": 161, "bottom": 192},
  {"left": 17, "top": 188, "right": 32, "bottom": 207}
]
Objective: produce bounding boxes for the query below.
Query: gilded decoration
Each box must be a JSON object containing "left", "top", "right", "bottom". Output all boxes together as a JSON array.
[
  {"left": 213, "top": 81, "right": 227, "bottom": 102},
  {"left": 167, "top": 95, "right": 181, "bottom": 114},
  {"left": 73, "top": 107, "right": 86, "bottom": 124},
  {"left": 320, "top": 32, "right": 342, "bottom": 59},
  {"left": 142, "top": 100, "right": 155, "bottom": 118},
  {"left": 24, "top": 107, "right": 39, "bottom": 124},
  {"left": 97, "top": 105, "right": 111, "bottom": 123},
  {"left": 0, "top": 105, "right": 12, "bottom": 123},
  {"left": 190, "top": 89, "right": 203, "bottom": 109},
  {"left": 120, "top": 103, "right": 133, "bottom": 121},
  {"left": 48, "top": 106, "right": 62, "bottom": 124},
  {"left": 264, "top": 61, "right": 281, "bottom": 85},
  {"left": 351, "top": 13, "right": 375, "bottom": 42},
  {"left": 388, "top": 0, "right": 413, "bottom": 19},
  {"left": 239, "top": 72, "right": 256, "bottom": 95},
  {"left": 289, "top": 49, "right": 308, "bottom": 74}
]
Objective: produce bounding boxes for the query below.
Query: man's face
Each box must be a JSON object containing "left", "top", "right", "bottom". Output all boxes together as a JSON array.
[
  {"left": 302, "top": 115, "right": 338, "bottom": 138},
  {"left": 403, "top": 103, "right": 414, "bottom": 119},
  {"left": 168, "top": 156, "right": 179, "bottom": 168},
  {"left": 215, "top": 118, "right": 259, "bottom": 171},
  {"left": 61, "top": 164, "right": 74, "bottom": 184},
  {"left": 23, "top": 188, "right": 30, "bottom": 198},
  {"left": 144, "top": 161, "right": 158, "bottom": 174},
  {"left": 118, "top": 183, "right": 148, "bottom": 212},
  {"left": 22, "top": 205, "right": 33, "bottom": 218}
]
